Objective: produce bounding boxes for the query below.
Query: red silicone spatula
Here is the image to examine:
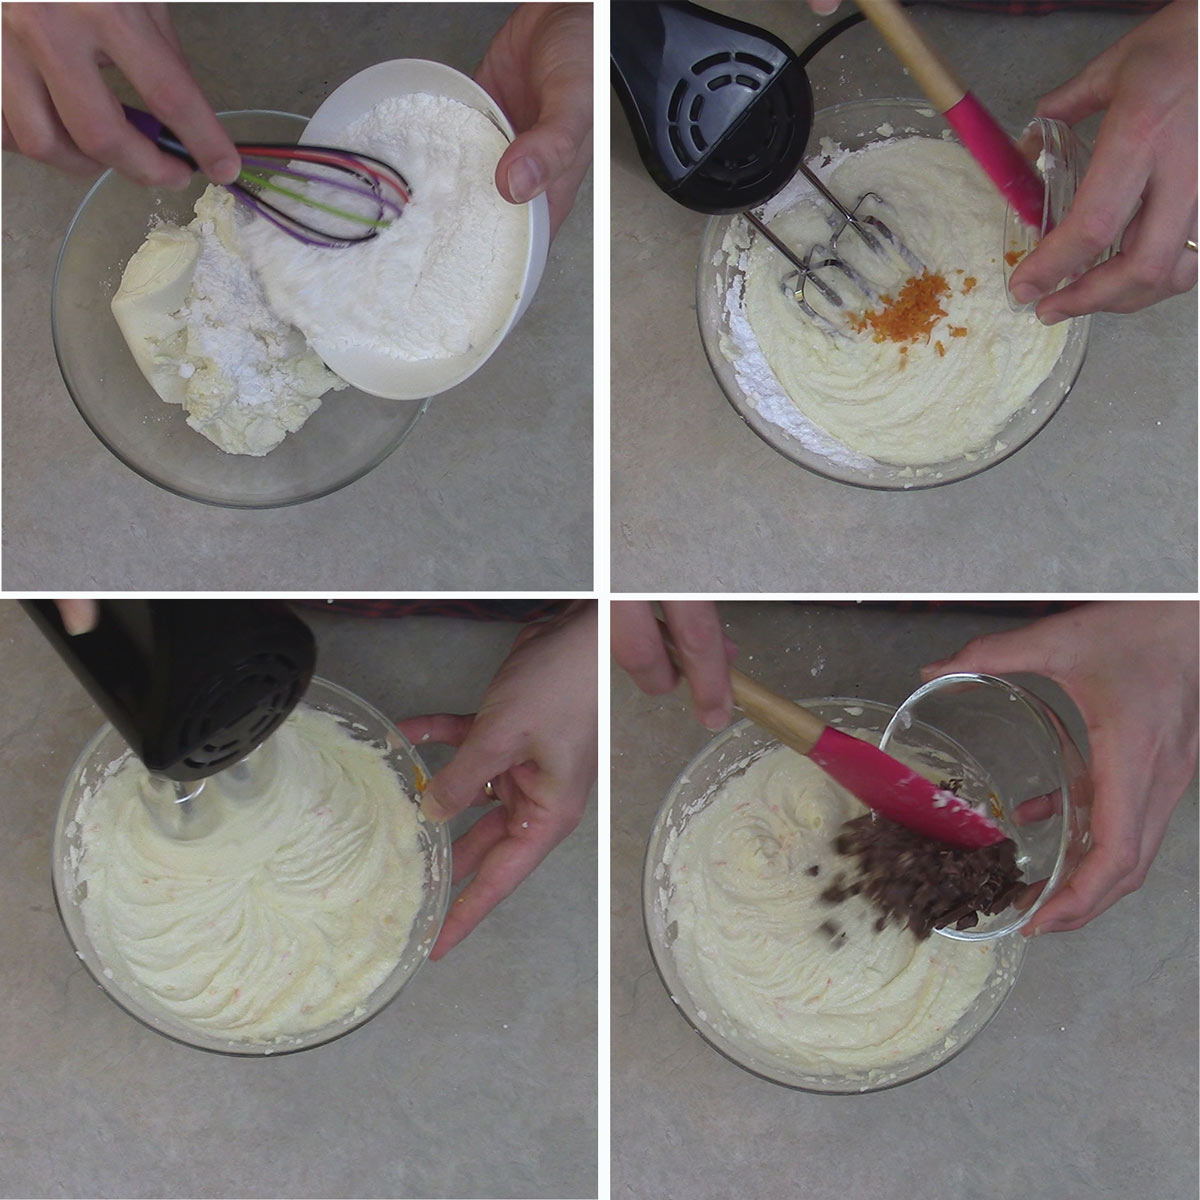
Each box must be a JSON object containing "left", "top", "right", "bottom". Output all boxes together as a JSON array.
[
  {"left": 856, "top": 0, "right": 1046, "bottom": 230},
  {"left": 727, "top": 665, "right": 1006, "bottom": 849}
]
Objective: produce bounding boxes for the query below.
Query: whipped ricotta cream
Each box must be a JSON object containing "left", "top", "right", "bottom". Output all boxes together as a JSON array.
[
  {"left": 720, "top": 136, "right": 1070, "bottom": 467},
  {"left": 111, "top": 186, "right": 346, "bottom": 456},
  {"left": 664, "top": 743, "right": 996, "bottom": 1077},
  {"left": 72, "top": 704, "right": 427, "bottom": 1043}
]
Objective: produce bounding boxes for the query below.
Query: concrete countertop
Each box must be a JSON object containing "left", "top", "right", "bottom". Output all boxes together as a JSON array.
[
  {"left": 611, "top": 602, "right": 1198, "bottom": 1200},
  {"left": 0, "top": 601, "right": 597, "bottom": 1199},
  {"left": 2, "top": 3, "right": 593, "bottom": 591},
  {"left": 611, "top": 3, "right": 1197, "bottom": 591}
]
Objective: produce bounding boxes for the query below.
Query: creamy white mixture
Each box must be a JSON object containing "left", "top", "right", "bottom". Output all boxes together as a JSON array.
[
  {"left": 664, "top": 743, "right": 996, "bottom": 1077},
  {"left": 720, "top": 136, "right": 1070, "bottom": 467},
  {"left": 112, "top": 186, "right": 345, "bottom": 456},
  {"left": 71, "top": 704, "right": 427, "bottom": 1043}
]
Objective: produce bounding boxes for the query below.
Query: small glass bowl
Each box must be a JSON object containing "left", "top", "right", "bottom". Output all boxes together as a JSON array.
[
  {"left": 51, "top": 111, "right": 429, "bottom": 509},
  {"left": 643, "top": 698, "right": 1027, "bottom": 1093},
  {"left": 1003, "top": 116, "right": 1111, "bottom": 312},
  {"left": 880, "top": 672, "right": 1092, "bottom": 941},
  {"left": 696, "top": 98, "right": 1092, "bottom": 490},
  {"left": 51, "top": 676, "right": 451, "bottom": 1056}
]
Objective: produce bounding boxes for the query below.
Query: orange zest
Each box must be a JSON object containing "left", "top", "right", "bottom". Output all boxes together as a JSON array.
[{"left": 849, "top": 270, "right": 952, "bottom": 346}]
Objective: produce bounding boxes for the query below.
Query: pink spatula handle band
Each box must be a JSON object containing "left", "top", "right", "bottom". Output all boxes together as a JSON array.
[{"left": 944, "top": 92, "right": 1046, "bottom": 230}]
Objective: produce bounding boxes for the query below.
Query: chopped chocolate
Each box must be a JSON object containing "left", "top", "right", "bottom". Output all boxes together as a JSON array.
[
  {"left": 806, "top": 864, "right": 821, "bottom": 877},
  {"left": 827, "top": 812, "right": 1023, "bottom": 940},
  {"left": 819, "top": 873, "right": 850, "bottom": 904}
]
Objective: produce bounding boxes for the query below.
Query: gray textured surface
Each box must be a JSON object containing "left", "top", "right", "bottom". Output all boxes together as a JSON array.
[
  {"left": 611, "top": 4, "right": 1197, "bottom": 591},
  {"left": 611, "top": 602, "right": 1198, "bottom": 1200},
  {"left": 2, "top": 3, "right": 593, "bottom": 590},
  {"left": 0, "top": 601, "right": 597, "bottom": 1199}
]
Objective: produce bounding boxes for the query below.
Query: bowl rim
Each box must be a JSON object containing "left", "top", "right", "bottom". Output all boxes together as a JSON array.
[
  {"left": 695, "top": 96, "right": 1093, "bottom": 491},
  {"left": 641, "top": 696, "right": 1027, "bottom": 1093},
  {"left": 50, "top": 673, "right": 450, "bottom": 1057},
  {"left": 50, "top": 108, "right": 430, "bottom": 510}
]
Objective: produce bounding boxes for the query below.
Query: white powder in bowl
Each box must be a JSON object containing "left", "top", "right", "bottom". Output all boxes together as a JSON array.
[
  {"left": 111, "top": 187, "right": 346, "bottom": 457},
  {"left": 243, "top": 93, "right": 528, "bottom": 362}
]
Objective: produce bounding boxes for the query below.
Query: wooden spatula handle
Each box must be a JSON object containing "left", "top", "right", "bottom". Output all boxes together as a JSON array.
[
  {"left": 857, "top": 0, "right": 965, "bottom": 113},
  {"left": 728, "top": 666, "right": 827, "bottom": 757}
]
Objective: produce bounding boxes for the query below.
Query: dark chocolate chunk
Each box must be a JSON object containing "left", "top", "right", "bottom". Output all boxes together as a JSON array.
[
  {"left": 806, "top": 865, "right": 821, "bottom": 877},
  {"left": 823, "top": 812, "right": 1024, "bottom": 941}
]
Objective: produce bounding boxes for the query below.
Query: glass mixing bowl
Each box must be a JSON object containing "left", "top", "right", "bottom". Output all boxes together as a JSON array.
[
  {"left": 51, "top": 676, "right": 451, "bottom": 1056},
  {"left": 643, "top": 698, "right": 1027, "bottom": 1093},
  {"left": 696, "top": 98, "right": 1093, "bottom": 489},
  {"left": 1002, "top": 116, "right": 1111, "bottom": 312},
  {"left": 881, "top": 672, "right": 1092, "bottom": 941},
  {"left": 51, "top": 111, "right": 428, "bottom": 508}
]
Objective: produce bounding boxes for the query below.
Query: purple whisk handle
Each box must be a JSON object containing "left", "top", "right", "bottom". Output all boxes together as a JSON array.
[{"left": 122, "top": 104, "right": 196, "bottom": 169}]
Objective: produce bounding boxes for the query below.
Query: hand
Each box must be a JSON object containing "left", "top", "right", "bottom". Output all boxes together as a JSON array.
[
  {"left": 397, "top": 602, "right": 597, "bottom": 959},
  {"left": 475, "top": 2, "right": 593, "bottom": 239},
  {"left": 1008, "top": 0, "right": 1198, "bottom": 320},
  {"left": 922, "top": 602, "right": 1199, "bottom": 935},
  {"left": 611, "top": 601, "right": 737, "bottom": 732},
  {"left": 2, "top": 2, "right": 240, "bottom": 186},
  {"left": 54, "top": 599, "right": 98, "bottom": 635}
]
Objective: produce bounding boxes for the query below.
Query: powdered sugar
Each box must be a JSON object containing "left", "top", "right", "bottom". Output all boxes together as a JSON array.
[{"left": 243, "top": 93, "right": 528, "bottom": 362}]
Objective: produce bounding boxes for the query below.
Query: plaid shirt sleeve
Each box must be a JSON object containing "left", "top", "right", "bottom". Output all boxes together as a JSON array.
[{"left": 291, "top": 599, "right": 571, "bottom": 623}]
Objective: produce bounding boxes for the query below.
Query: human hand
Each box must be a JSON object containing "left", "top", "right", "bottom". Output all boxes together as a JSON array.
[
  {"left": 611, "top": 601, "right": 737, "bottom": 732},
  {"left": 475, "top": 1, "right": 593, "bottom": 239},
  {"left": 2, "top": 2, "right": 239, "bottom": 186},
  {"left": 1008, "top": 0, "right": 1198, "bottom": 320},
  {"left": 922, "top": 602, "right": 1199, "bottom": 935},
  {"left": 397, "top": 602, "right": 596, "bottom": 959},
  {"left": 54, "top": 599, "right": 98, "bottom": 635}
]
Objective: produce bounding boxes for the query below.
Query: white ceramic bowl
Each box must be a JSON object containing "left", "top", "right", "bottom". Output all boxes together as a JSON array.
[{"left": 303, "top": 58, "right": 551, "bottom": 400}]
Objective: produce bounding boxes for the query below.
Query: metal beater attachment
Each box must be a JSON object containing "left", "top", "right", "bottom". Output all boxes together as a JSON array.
[{"left": 746, "top": 163, "right": 926, "bottom": 336}]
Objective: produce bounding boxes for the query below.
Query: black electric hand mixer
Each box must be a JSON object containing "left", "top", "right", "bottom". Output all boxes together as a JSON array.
[
  {"left": 25, "top": 600, "right": 316, "bottom": 839},
  {"left": 611, "top": 0, "right": 924, "bottom": 332}
]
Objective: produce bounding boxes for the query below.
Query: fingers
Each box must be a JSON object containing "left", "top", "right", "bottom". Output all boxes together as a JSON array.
[
  {"left": 1, "top": 42, "right": 100, "bottom": 176},
  {"left": 55, "top": 599, "right": 99, "bottom": 636},
  {"left": 1022, "top": 738, "right": 1146, "bottom": 934},
  {"left": 661, "top": 602, "right": 735, "bottom": 731},
  {"left": 395, "top": 712, "right": 474, "bottom": 751},
  {"left": 104, "top": 9, "right": 240, "bottom": 183},
  {"left": 418, "top": 716, "right": 517, "bottom": 824},
  {"left": 431, "top": 810, "right": 560, "bottom": 959},
  {"left": 3, "top": 2, "right": 237, "bottom": 186},
  {"left": 921, "top": 623, "right": 1057, "bottom": 685},
  {"left": 1008, "top": 114, "right": 1152, "bottom": 309},
  {"left": 1033, "top": 43, "right": 1119, "bottom": 129},
  {"left": 494, "top": 74, "right": 591, "bottom": 207},
  {"left": 612, "top": 601, "right": 678, "bottom": 697},
  {"left": 1012, "top": 790, "right": 1061, "bottom": 826}
]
